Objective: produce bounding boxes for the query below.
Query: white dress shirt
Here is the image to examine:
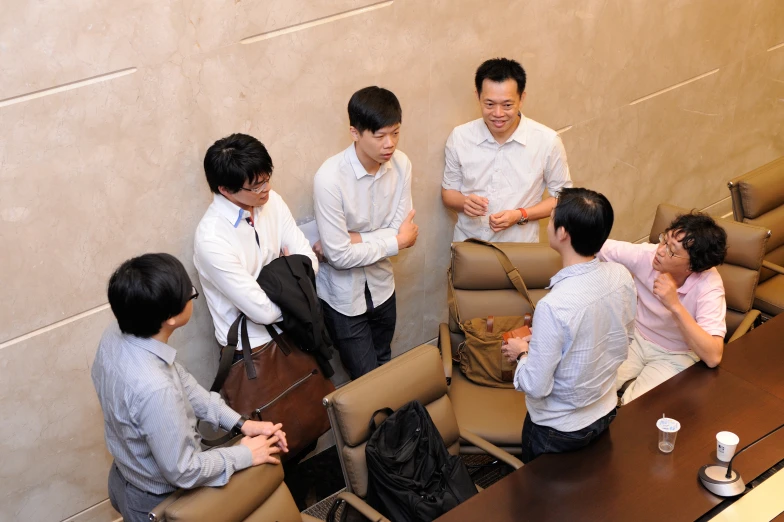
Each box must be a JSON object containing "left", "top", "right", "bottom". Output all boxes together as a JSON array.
[
  {"left": 514, "top": 259, "right": 637, "bottom": 432},
  {"left": 442, "top": 116, "right": 572, "bottom": 242},
  {"left": 194, "top": 191, "right": 318, "bottom": 349},
  {"left": 314, "top": 143, "right": 413, "bottom": 317}
]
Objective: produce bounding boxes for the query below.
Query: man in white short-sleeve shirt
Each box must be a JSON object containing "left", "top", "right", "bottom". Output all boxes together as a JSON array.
[{"left": 442, "top": 57, "right": 572, "bottom": 243}]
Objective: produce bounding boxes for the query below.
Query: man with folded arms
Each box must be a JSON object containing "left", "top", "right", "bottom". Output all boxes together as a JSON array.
[
  {"left": 502, "top": 188, "right": 637, "bottom": 463},
  {"left": 92, "top": 253, "right": 287, "bottom": 522},
  {"left": 313, "top": 86, "right": 418, "bottom": 379},
  {"left": 599, "top": 212, "right": 727, "bottom": 405},
  {"left": 441, "top": 57, "right": 572, "bottom": 242}
]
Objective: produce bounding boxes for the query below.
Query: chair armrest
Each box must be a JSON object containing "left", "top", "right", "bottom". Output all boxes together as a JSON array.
[
  {"left": 332, "top": 491, "right": 390, "bottom": 522},
  {"left": 149, "top": 489, "right": 186, "bottom": 522},
  {"left": 459, "top": 428, "right": 524, "bottom": 470},
  {"left": 728, "top": 310, "right": 761, "bottom": 343},
  {"left": 762, "top": 260, "right": 784, "bottom": 275},
  {"left": 438, "top": 323, "right": 454, "bottom": 385}
]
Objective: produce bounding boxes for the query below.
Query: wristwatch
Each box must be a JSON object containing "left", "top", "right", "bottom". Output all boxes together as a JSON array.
[
  {"left": 516, "top": 350, "right": 528, "bottom": 361},
  {"left": 231, "top": 415, "right": 249, "bottom": 436},
  {"left": 516, "top": 208, "right": 529, "bottom": 225}
]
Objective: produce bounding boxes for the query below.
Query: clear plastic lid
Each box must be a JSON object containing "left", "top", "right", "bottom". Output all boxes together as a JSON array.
[{"left": 656, "top": 418, "right": 681, "bottom": 432}]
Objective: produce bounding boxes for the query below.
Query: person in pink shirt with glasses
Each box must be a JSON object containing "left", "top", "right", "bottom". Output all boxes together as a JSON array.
[{"left": 598, "top": 211, "right": 728, "bottom": 405}]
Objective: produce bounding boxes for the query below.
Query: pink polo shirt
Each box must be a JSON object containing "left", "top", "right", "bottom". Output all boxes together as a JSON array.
[{"left": 598, "top": 240, "right": 726, "bottom": 353}]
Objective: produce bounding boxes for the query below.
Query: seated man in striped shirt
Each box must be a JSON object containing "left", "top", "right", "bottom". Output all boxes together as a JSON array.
[
  {"left": 502, "top": 188, "right": 637, "bottom": 463},
  {"left": 91, "top": 253, "right": 288, "bottom": 522}
]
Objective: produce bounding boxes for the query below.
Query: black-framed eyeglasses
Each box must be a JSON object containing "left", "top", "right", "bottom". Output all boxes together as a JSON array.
[
  {"left": 240, "top": 178, "right": 271, "bottom": 194},
  {"left": 658, "top": 233, "right": 688, "bottom": 259},
  {"left": 189, "top": 286, "right": 200, "bottom": 301}
]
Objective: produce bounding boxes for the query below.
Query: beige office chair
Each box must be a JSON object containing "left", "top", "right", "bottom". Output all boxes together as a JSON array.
[
  {"left": 322, "top": 344, "right": 523, "bottom": 521},
  {"left": 649, "top": 204, "right": 770, "bottom": 342},
  {"left": 149, "top": 461, "right": 320, "bottom": 522},
  {"left": 728, "top": 157, "right": 784, "bottom": 317},
  {"left": 439, "top": 241, "right": 561, "bottom": 454}
]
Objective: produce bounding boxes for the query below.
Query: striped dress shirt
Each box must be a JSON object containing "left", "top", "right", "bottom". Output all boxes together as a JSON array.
[
  {"left": 515, "top": 258, "right": 637, "bottom": 432},
  {"left": 91, "top": 322, "right": 252, "bottom": 494}
]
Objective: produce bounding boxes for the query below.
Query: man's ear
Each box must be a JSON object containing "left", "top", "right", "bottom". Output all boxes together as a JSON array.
[
  {"left": 217, "top": 186, "right": 231, "bottom": 199},
  {"left": 349, "top": 126, "right": 361, "bottom": 142},
  {"left": 555, "top": 226, "right": 569, "bottom": 243},
  {"left": 520, "top": 91, "right": 527, "bottom": 105}
]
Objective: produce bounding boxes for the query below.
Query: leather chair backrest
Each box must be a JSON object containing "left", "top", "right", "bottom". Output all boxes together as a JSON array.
[
  {"left": 729, "top": 157, "right": 784, "bottom": 283},
  {"left": 648, "top": 204, "right": 769, "bottom": 338},
  {"left": 323, "top": 345, "right": 460, "bottom": 499},
  {"left": 448, "top": 241, "right": 561, "bottom": 334},
  {"left": 152, "top": 462, "right": 302, "bottom": 522}
]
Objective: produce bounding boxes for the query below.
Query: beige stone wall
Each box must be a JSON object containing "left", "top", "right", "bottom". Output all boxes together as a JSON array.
[{"left": 1, "top": 1, "right": 782, "bottom": 520}]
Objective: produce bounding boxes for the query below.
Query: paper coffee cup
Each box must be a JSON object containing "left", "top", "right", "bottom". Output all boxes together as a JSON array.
[{"left": 716, "top": 431, "right": 740, "bottom": 462}]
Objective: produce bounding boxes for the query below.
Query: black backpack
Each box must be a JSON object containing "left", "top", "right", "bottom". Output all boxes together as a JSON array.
[{"left": 364, "top": 400, "right": 478, "bottom": 522}]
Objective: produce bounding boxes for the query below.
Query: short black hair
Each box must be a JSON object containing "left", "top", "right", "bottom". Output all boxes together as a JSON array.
[
  {"left": 108, "top": 253, "right": 193, "bottom": 338},
  {"left": 666, "top": 212, "right": 728, "bottom": 272},
  {"left": 552, "top": 188, "right": 615, "bottom": 257},
  {"left": 203, "top": 133, "right": 273, "bottom": 194},
  {"left": 348, "top": 86, "right": 402, "bottom": 134},
  {"left": 475, "top": 58, "right": 527, "bottom": 96}
]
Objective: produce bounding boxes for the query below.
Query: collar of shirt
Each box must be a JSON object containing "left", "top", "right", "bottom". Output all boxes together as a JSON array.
[
  {"left": 346, "top": 143, "right": 390, "bottom": 180},
  {"left": 475, "top": 113, "right": 528, "bottom": 146},
  {"left": 212, "top": 193, "right": 253, "bottom": 228},
  {"left": 123, "top": 333, "right": 176, "bottom": 366},
  {"left": 674, "top": 269, "right": 705, "bottom": 295},
  {"left": 546, "top": 257, "right": 600, "bottom": 289}
]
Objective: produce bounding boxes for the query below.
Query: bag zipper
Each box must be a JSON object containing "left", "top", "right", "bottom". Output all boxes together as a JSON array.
[{"left": 254, "top": 369, "right": 318, "bottom": 415}]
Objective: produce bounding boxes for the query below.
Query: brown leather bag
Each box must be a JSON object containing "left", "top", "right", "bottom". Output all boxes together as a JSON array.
[
  {"left": 448, "top": 239, "right": 537, "bottom": 388},
  {"left": 208, "top": 315, "right": 334, "bottom": 460}
]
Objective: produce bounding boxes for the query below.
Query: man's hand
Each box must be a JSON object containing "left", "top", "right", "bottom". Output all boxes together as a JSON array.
[
  {"left": 240, "top": 434, "right": 282, "bottom": 466},
  {"left": 348, "top": 232, "right": 362, "bottom": 244},
  {"left": 463, "top": 194, "right": 489, "bottom": 217},
  {"left": 489, "top": 209, "right": 523, "bottom": 232},
  {"left": 313, "top": 241, "right": 326, "bottom": 263},
  {"left": 501, "top": 336, "right": 530, "bottom": 364},
  {"left": 653, "top": 272, "right": 681, "bottom": 311},
  {"left": 241, "top": 421, "right": 288, "bottom": 453},
  {"left": 280, "top": 246, "right": 290, "bottom": 257},
  {"left": 396, "top": 209, "right": 419, "bottom": 249}
]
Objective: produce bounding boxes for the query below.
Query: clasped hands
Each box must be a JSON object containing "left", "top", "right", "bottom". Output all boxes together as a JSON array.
[
  {"left": 239, "top": 420, "right": 289, "bottom": 466},
  {"left": 463, "top": 194, "right": 522, "bottom": 232}
]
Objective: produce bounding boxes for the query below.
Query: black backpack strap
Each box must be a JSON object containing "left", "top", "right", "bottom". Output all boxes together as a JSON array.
[{"left": 368, "top": 407, "right": 395, "bottom": 434}]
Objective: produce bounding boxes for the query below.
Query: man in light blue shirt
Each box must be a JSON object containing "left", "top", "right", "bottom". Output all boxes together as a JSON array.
[
  {"left": 502, "top": 188, "right": 637, "bottom": 463},
  {"left": 92, "top": 253, "right": 288, "bottom": 522}
]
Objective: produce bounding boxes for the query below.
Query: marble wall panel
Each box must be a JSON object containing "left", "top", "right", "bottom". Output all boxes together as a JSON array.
[
  {"left": 0, "top": 308, "right": 114, "bottom": 522},
  {"left": 0, "top": 62, "right": 214, "bottom": 342},
  {"left": 744, "top": 0, "right": 784, "bottom": 55}
]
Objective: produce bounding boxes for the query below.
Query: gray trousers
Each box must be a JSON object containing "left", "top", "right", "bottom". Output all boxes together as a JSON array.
[{"left": 108, "top": 462, "right": 170, "bottom": 522}]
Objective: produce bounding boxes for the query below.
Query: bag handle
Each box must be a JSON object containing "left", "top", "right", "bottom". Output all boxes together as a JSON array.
[
  {"left": 367, "top": 407, "right": 395, "bottom": 434},
  {"left": 210, "top": 314, "right": 254, "bottom": 392}
]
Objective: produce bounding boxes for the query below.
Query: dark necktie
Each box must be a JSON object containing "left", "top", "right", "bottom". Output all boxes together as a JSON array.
[{"left": 246, "top": 217, "right": 260, "bottom": 247}]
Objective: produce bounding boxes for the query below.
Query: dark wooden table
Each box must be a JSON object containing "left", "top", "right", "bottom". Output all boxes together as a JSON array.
[
  {"left": 437, "top": 318, "right": 784, "bottom": 522},
  {"left": 720, "top": 313, "right": 784, "bottom": 400}
]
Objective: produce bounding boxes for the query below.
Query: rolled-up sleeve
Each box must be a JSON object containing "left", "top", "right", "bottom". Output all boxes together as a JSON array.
[
  {"left": 442, "top": 130, "right": 463, "bottom": 191},
  {"left": 544, "top": 135, "right": 572, "bottom": 196},
  {"left": 134, "top": 386, "right": 252, "bottom": 489}
]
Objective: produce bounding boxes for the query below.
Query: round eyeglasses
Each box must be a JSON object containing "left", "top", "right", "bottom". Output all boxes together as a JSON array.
[{"left": 658, "top": 233, "right": 688, "bottom": 259}]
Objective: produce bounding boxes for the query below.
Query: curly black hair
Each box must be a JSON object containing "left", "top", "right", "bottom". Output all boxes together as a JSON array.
[{"left": 666, "top": 212, "right": 728, "bottom": 272}]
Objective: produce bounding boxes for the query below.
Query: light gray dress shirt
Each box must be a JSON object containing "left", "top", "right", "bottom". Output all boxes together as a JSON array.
[
  {"left": 514, "top": 258, "right": 637, "bottom": 432},
  {"left": 442, "top": 116, "right": 572, "bottom": 242},
  {"left": 313, "top": 143, "right": 413, "bottom": 316},
  {"left": 91, "top": 322, "right": 252, "bottom": 494}
]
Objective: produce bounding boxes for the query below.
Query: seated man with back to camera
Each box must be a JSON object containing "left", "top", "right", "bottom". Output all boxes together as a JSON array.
[
  {"left": 92, "top": 253, "right": 287, "bottom": 522},
  {"left": 502, "top": 188, "right": 637, "bottom": 463},
  {"left": 599, "top": 211, "right": 728, "bottom": 405}
]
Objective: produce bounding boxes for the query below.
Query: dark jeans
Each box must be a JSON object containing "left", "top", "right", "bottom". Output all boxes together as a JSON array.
[
  {"left": 321, "top": 286, "right": 396, "bottom": 380},
  {"left": 521, "top": 408, "right": 617, "bottom": 464},
  {"left": 108, "top": 462, "right": 170, "bottom": 522}
]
